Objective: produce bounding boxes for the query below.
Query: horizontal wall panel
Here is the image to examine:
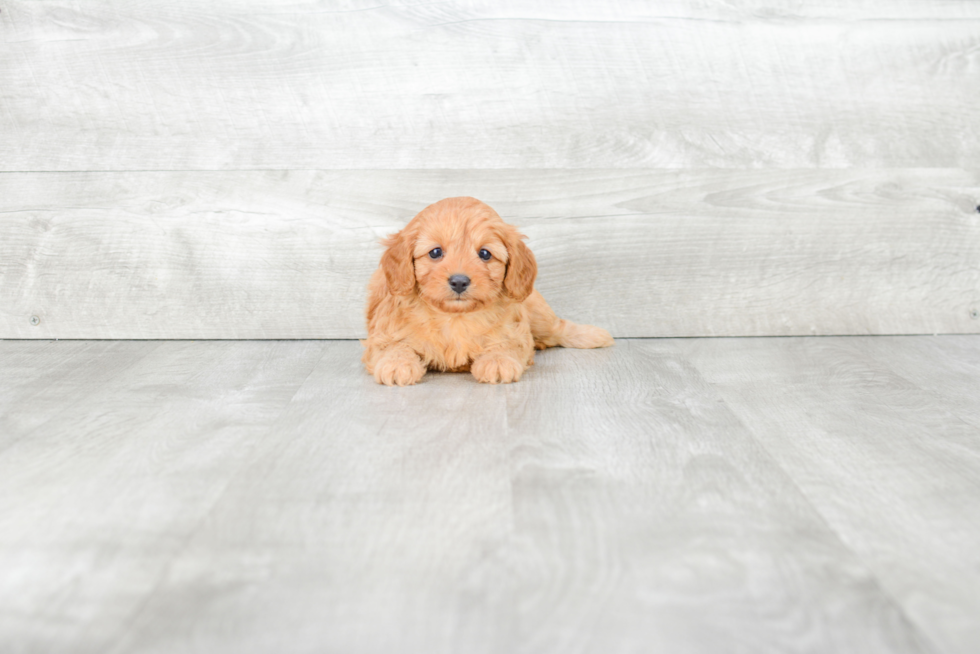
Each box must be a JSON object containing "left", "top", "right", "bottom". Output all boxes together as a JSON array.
[
  {"left": 2, "top": 1, "right": 979, "bottom": 170},
  {"left": 2, "top": 169, "right": 977, "bottom": 339}
]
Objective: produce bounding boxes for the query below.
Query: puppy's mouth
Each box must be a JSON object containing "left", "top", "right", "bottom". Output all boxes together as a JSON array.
[{"left": 439, "top": 296, "right": 481, "bottom": 312}]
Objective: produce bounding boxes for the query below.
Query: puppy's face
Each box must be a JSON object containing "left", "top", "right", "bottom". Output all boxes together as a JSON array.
[{"left": 380, "top": 197, "right": 537, "bottom": 313}]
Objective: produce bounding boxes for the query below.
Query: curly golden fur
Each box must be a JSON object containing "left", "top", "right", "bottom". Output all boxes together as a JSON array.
[{"left": 362, "top": 197, "right": 614, "bottom": 385}]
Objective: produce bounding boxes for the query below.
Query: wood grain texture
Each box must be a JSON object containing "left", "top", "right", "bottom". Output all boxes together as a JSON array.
[
  {"left": 106, "top": 343, "right": 517, "bottom": 654},
  {"left": 0, "top": 339, "right": 945, "bottom": 654},
  {"left": 2, "top": 169, "right": 978, "bottom": 339},
  {"left": 0, "top": 340, "right": 161, "bottom": 442},
  {"left": 471, "top": 341, "right": 932, "bottom": 654},
  {"left": 2, "top": 0, "right": 979, "bottom": 170},
  {"left": 676, "top": 336, "right": 980, "bottom": 654},
  {"left": 850, "top": 336, "right": 980, "bottom": 431},
  {"left": 0, "top": 340, "right": 327, "bottom": 654}
]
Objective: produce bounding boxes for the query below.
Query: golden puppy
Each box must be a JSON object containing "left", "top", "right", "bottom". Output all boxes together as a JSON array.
[{"left": 362, "top": 197, "right": 614, "bottom": 386}]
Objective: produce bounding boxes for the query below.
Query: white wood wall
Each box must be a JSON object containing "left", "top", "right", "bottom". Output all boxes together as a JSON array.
[{"left": 2, "top": 1, "right": 978, "bottom": 338}]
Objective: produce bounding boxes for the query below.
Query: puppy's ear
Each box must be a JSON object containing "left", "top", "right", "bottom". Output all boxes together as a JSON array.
[
  {"left": 503, "top": 230, "right": 537, "bottom": 301},
  {"left": 380, "top": 229, "right": 416, "bottom": 296}
]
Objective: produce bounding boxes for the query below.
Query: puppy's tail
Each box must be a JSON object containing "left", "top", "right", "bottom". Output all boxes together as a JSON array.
[
  {"left": 527, "top": 291, "right": 614, "bottom": 350},
  {"left": 553, "top": 318, "right": 615, "bottom": 349}
]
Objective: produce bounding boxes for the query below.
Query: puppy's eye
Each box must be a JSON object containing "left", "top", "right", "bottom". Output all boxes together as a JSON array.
[
  {"left": 478, "top": 248, "right": 492, "bottom": 261},
  {"left": 428, "top": 247, "right": 443, "bottom": 259}
]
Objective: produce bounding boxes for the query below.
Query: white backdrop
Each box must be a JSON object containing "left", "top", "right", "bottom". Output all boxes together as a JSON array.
[{"left": 2, "top": 0, "right": 978, "bottom": 337}]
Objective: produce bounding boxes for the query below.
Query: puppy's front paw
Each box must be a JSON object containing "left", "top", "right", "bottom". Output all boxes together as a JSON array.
[
  {"left": 471, "top": 353, "right": 526, "bottom": 384},
  {"left": 374, "top": 353, "right": 425, "bottom": 386}
]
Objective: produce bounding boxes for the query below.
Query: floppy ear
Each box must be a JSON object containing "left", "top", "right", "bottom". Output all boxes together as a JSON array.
[
  {"left": 380, "top": 229, "right": 416, "bottom": 296},
  {"left": 503, "top": 230, "right": 537, "bottom": 301}
]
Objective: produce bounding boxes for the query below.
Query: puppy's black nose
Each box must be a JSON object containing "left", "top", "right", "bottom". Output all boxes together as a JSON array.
[{"left": 448, "top": 274, "right": 471, "bottom": 294}]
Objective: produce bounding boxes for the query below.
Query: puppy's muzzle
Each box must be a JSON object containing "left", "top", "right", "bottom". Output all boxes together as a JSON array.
[{"left": 448, "top": 274, "right": 471, "bottom": 295}]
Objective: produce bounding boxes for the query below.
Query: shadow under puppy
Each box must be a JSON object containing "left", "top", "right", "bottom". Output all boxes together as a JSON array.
[{"left": 363, "top": 197, "right": 614, "bottom": 385}]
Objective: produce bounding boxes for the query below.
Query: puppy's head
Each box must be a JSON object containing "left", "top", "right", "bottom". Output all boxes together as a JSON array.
[{"left": 380, "top": 197, "right": 537, "bottom": 313}]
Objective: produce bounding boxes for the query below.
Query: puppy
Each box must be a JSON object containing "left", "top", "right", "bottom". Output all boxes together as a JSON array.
[{"left": 362, "top": 197, "right": 614, "bottom": 386}]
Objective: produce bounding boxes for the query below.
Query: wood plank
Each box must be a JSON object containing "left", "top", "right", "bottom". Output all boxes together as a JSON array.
[
  {"left": 101, "top": 342, "right": 516, "bottom": 654},
  {"left": 0, "top": 340, "right": 326, "bottom": 654},
  {"left": 2, "top": 1, "right": 979, "bottom": 170},
  {"left": 2, "top": 169, "right": 978, "bottom": 339},
  {"left": 0, "top": 340, "right": 163, "bottom": 446},
  {"left": 677, "top": 335, "right": 980, "bottom": 654},
  {"left": 102, "top": 341, "right": 932, "bottom": 654},
  {"left": 852, "top": 335, "right": 980, "bottom": 431}
]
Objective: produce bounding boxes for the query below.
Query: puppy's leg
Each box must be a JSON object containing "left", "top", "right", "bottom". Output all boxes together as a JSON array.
[
  {"left": 370, "top": 342, "right": 426, "bottom": 386},
  {"left": 471, "top": 315, "right": 535, "bottom": 384},
  {"left": 471, "top": 349, "right": 528, "bottom": 384},
  {"left": 525, "top": 290, "right": 615, "bottom": 350}
]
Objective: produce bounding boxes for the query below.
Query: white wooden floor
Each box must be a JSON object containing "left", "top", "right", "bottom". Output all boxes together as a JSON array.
[{"left": 1, "top": 336, "right": 978, "bottom": 654}]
